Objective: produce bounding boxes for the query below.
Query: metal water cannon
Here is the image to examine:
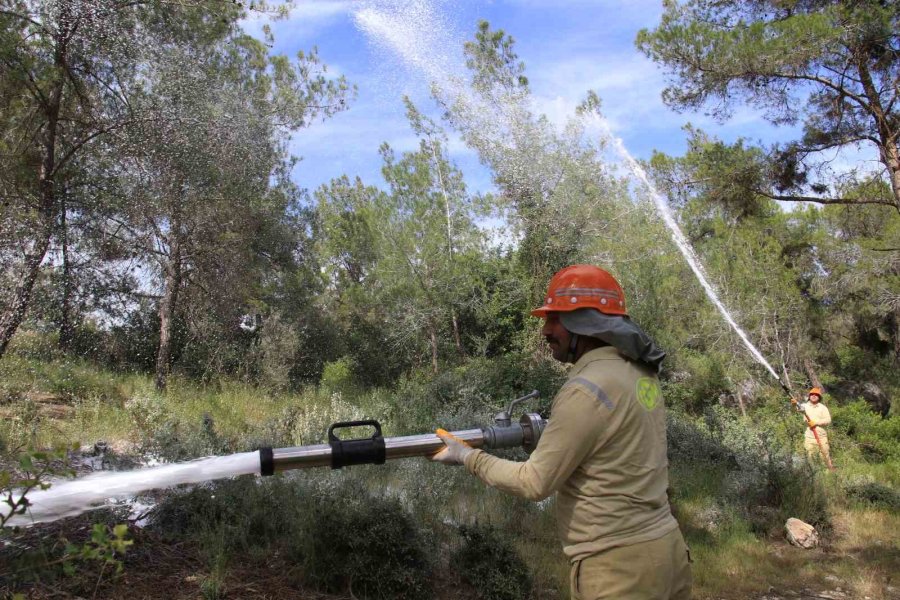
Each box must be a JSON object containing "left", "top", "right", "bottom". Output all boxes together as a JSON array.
[{"left": 259, "top": 390, "right": 546, "bottom": 475}]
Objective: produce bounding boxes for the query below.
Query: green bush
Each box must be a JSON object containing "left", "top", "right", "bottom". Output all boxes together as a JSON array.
[
  {"left": 831, "top": 400, "right": 900, "bottom": 463},
  {"left": 320, "top": 357, "right": 355, "bottom": 394},
  {"left": 666, "top": 411, "right": 736, "bottom": 466},
  {"left": 138, "top": 412, "right": 235, "bottom": 462},
  {"left": 149, "top": 476, "right": 433, "bottom": 600},
  {"left": 452, "top": 522, "right": 533, "bottom": 600},
  {"left": 662, "top": 351, "right": 730, "bottom": 413},
  {"left": 667, "top": 407, "right": 829, "bottom": 533},
  {"left": 298, "top": 480, "right": 432, "bottom": 599},
  {"left": 6, "top": 330, "right": 60, "bottom": 361},
  {"left": 47, "top": 363, "right": 127, "bottom": 405},
  {"left": 845, "top": 482, "right": 900, "bottom": 511},
  {"left": 390, "top": 353, "right": 564, "bottom": 434}
]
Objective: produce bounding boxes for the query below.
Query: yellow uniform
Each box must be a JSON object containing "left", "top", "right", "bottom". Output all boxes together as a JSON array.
[
  {"left": 800, "top": 401, "right": 831, "bottom": 463},
  {"left": 463, "top": 346, "right": 690, "bottom": 599}
]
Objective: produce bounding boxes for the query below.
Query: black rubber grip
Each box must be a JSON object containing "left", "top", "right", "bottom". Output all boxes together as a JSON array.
[
  {"left": 259, "top": 447, "right": 274, "bottom": 476},
  {"left": 328, "top": 420, "right": 386, "bottom": 470}
]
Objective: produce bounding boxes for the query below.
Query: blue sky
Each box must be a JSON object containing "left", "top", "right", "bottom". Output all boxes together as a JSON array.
[{"left": 242, "top": 0, "right": 808, "bottom": 198}]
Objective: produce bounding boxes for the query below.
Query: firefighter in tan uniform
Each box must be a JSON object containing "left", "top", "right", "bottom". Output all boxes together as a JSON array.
[
  {"left": 793, "top": 387, "right": 832, "bottom": 465},
  {"left": 432, "top": 265, "right": 691, "bottom": 599}
]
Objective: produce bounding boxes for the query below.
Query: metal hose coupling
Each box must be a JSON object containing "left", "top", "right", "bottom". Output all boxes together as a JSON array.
[{"left": 259, "top": 391, "right": 546, "bottom": 475}]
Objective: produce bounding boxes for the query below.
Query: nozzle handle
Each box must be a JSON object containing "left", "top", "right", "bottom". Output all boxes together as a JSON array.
[{"left": 328, "top": 420, "right": 386, "bottom": 469}]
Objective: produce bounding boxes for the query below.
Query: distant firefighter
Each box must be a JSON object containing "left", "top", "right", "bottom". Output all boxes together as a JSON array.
[{"left": 793, "top": 387, "right": 833, "bottom": 468}]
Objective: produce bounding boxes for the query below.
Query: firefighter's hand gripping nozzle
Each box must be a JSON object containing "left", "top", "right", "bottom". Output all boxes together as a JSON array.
[{"left": 258, "top": 390, "right": 545, "bottom": 476}]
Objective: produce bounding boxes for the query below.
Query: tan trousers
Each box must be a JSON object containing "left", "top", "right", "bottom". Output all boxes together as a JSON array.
[
  {"left": 569, "top": 528, "right": 692, "bottom": 600},
  {"left": 804, "top": 435, "right": 831, "bottom": 465}
]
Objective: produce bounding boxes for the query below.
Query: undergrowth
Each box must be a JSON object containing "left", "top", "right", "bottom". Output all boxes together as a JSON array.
[{"left": 2, "top": 343, "right": 899, "bottom": 599}]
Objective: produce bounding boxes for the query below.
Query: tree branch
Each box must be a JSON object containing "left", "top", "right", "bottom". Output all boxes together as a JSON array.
[
  {"left": 1, "top": 56, "right": 49, "bottom": 108},
  {"left": 51, "top": 119, "right": 132, "bottom": 177},
  {"left": 0, "top": 8, "right": 48, "bottom": 33},
  {"left": 764, "top": 71, "right": 873, "bottom": 114},
  {"left": 756, "top": 189, "right": 896, "bottom": 208}
]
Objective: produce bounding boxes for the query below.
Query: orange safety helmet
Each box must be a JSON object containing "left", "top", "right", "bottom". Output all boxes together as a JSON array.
[
  {"left": 808, "top": 387, "right": 822, "bottom": 398},
  {"left": 531, "top": 265, "right": 627, "bottom": 318}
]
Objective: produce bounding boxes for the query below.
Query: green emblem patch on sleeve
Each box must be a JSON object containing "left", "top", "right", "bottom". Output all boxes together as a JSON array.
[{"left": 636, "top": 377, "right": 661, "bottom": 411}]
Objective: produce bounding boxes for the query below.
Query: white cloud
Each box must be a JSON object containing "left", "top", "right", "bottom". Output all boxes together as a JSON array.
[
  {"left": 287, "top": 94, "right": 481, "bottom": 194},
  {"left": 289, "top": 0, "right": 352, "bottom": 19},
  {"left": 240, "top": 0, "right": 352, "bottom": 44}
]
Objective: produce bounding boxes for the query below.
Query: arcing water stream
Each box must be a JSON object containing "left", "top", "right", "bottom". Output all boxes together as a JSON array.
[
  {"left": 5, "top": 452, "right": 260, "bottom": 526},
  {"left": 596, "top": 121, "right": 782, "bottom": 381}
]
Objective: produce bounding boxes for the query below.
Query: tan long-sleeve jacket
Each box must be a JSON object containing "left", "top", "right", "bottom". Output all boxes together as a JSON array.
[
  {"left": 463, "top": 346, "right": 678, "bottom": 562},
  {"left": 800, "top": 401, "right": 831, "bottom": 440}
]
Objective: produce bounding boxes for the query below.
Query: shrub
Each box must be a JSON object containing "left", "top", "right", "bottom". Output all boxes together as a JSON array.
[
  {"left": 255, "top": 311, "right": 300, "bottom": 392},
  {"left": 140, "top": 415, "right": 231, "bottom": 462},
  {"left": 6, "top": 330, "right": 59, "bottom": 361},
  {"left": 452, "top": 522, "right": 533, "bottom": 600},
  {"left": 662, "top": 351, "right": 730, "bottom": 413},
  {"left": 320, "top": 357, "right": 355, "bottom": 394},
  {"left": 297, "top": 480, "right": 432, "bottom": 599},
  {"left": 666, "top": 406, "right": 830, "bottom": 534},
  {"left": 845, "top": 482, "right": 900, "bottom": 511},
  {"left": 831, "top": 401, "right": 900, "bottom": 463},
  {"left": 666, "top": 411, "right": 736, "bottom": 466},
  {"left": 149, "top": 476, "right": 433, "bottom": 600},
  {"left": 714, "top": 408, "right": 830, "bottom": 533},
  {"left": 389, "top": 353, "right": 564, "bottom": 434}
]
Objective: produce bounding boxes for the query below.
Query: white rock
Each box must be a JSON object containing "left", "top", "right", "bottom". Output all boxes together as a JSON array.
[{"left": 785, "top": 517, "right": 819, "bottom": 549}]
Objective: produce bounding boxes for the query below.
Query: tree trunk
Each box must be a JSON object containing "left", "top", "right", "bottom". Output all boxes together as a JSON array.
[
  {"left": 155, "top": 221, "right": 183, "bottom": 392},
  {"left": 803, "top": 357, "right": 822, "bottom": 390},
  {"left": 428, "top": 321, "right": 439, "bottom": 374},
  {"left": 59, "top": 188, "right": 74, "bottom": 350},
  {"left": 0, "top": 63, "right": 64, "bottom": 359},
  {"left": 780, "top": 363, "right": 794, "bottom": 394},
  {"left": 736, "top": 390, "right": 747, "bottom": 419},
  {"left": 889, "top": 149, "right": 900, "bottom": 213},
  {"left": 891, "top": 306, "right": 900, "bottom": 366},
  {"left": 0, "top": 237, "right": 53, "bottom": 357},
  {"left": 856, "top": 58, "right": 900, "bottom": 212},
  {"left": 451, "top": 310, "right": 464, "bottom": 356}
]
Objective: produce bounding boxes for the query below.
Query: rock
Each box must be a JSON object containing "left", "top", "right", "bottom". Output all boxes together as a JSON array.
[
  {"left": 860, "top": 382, "right": 890, "bottom": 416},
  {"left": 785, "top": 518, "right": 819, "bottom": 549}
]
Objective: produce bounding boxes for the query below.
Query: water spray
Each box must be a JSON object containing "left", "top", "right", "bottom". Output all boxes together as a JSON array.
[
  {"left": 596, "top": 120, "right": 786, "bottom": 386},
  {"left": 7, "top": 392, "right": 545, "bottom": 526}
]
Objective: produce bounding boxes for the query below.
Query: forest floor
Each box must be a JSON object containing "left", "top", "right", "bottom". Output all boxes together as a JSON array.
[
  {"left": 4, "top": 504, "right": 898, "bottom": 600},
  {"left": 4, "top": 416, "right": 897, "bottom": 599}
]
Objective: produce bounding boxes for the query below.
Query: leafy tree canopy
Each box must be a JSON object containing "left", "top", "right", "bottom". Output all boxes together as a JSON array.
[{"left": 637, "top": 0, "right": 900, "bottom": 212}]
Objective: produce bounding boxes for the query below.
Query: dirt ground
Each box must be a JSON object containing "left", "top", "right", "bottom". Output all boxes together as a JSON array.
[{"left": 3, "top": 514, "right": 898, "bottom": 600}]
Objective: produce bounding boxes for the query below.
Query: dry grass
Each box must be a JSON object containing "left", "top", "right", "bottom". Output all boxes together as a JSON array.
[
  {"left": 827, "top": 508, "right": 900, "bottom": 600},
  {"left": 681, "top": 506, "right": 900, "bottom": 600}
]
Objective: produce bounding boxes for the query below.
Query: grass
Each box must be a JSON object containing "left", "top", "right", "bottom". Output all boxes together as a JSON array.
[
  {"left": 677, "top": 500, "right": 899, "bottom": 600},
  {"left": 0, "top": 353, "right": 372, "bottom": 452}
]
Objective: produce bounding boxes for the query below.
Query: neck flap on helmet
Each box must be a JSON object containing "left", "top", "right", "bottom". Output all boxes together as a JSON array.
[{"left": 560, "top": 309, "right": 666, "bottom": 373}]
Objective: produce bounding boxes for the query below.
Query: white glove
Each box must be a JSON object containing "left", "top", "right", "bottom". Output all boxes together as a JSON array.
[{"left": 430, "top": 429, "right": 475, "bottom": 466}]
